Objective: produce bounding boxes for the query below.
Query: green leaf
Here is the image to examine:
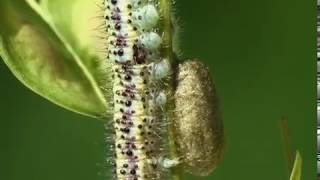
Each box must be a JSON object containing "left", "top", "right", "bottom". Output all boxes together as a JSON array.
[
  {"left": 28, "top": 0, "right": 111, "bottom": 89},
  {"left": 0, "top": 0, "right": 110, "bottom": 118},
  {"left": 289, "top": 151, "right": 302, "bottom": 180}
]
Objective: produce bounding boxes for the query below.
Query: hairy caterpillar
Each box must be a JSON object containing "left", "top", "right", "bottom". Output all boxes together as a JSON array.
[
  {"left": 0, "top": 0, "right": 226, "bottom": 179},
  {"left": 174, "top": 60, "right": 224, "bottom": 176},
  {"left": 103, "top": 0, "right": 168, "bottom": 179},
  {"left": 103, "top": 0, "right": 224, "bottom": 179}
]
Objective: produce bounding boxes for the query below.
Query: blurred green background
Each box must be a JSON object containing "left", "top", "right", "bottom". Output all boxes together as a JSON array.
[{"left": 0, "top": 0, "right": 316, "bottom": 180}]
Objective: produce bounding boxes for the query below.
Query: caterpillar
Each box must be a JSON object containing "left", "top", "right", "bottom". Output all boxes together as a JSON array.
[
  {"left": 0, "top": 0, "right": 226, "bottom": 179},
  {"left": 103, "top": 0, "right": 167, "bottom": 179}
]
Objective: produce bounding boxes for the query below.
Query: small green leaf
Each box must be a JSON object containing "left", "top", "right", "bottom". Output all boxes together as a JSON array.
[
  {"left": 289, "top": 151, "right": 302, "bottom": 180},
  {"left": 0, "top": 0, "right": 110, "bottom": 118}
]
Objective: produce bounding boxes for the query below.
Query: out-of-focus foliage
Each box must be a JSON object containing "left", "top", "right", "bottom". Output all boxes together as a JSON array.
[{"left": 0, "top": 0, "right": 111, "bottom": 119}]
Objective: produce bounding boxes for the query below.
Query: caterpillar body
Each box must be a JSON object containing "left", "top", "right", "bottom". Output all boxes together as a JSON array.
[{"left": 103, "top": 0, "right": 167, "bottom": 179}]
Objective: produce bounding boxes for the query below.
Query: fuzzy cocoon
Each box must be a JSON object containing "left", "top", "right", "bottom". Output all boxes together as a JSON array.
[{"left": 174, "top": 60, "right": 224, "bottom": 176}]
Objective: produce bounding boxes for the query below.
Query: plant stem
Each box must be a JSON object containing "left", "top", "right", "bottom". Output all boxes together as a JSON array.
[
  {"left": 280, "top": 117, "right": 294, "bottom": 177},
  {"left": 159, "top": 0, "right": 182, "bottom": 180}
]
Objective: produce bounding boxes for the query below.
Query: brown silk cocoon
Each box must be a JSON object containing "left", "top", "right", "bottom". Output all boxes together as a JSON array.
[{"left": 174, "top": 60, "right": 224, "bottom": 176}]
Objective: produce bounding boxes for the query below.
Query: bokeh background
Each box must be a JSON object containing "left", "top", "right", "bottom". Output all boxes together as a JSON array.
[{"left": 0, "top": 0, "right": 316, "bottom": 180}]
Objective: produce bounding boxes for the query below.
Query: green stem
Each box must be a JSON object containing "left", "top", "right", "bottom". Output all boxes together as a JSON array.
[
  {"left": 160, "top": 0, "right": 173, "bottom": 63},
  {"left": 160, "top": 0, "right": 182, "bottom": 180},
  {"left": 280, "top": 117, "right": 294, "bottom": 178}
]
